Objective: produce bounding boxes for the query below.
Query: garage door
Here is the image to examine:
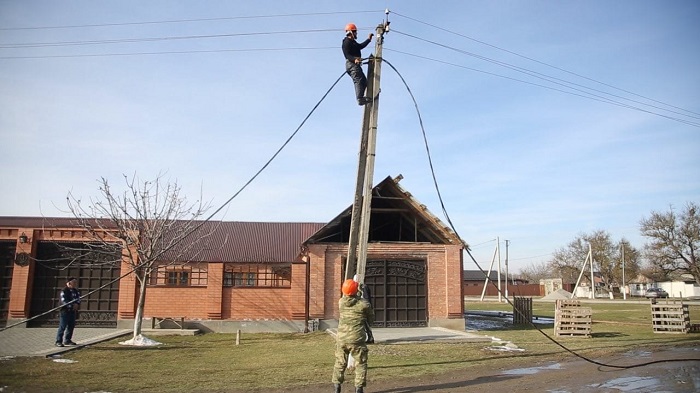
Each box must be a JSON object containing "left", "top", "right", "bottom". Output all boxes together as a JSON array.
[
  {"left": 364, "top": 259, "right": 427, "bottom": 327},
  {"left": 0, "top": 241, "right": 15, "bottom": 323},
  {"left": 29, "top": 242, "right": 121, "bottom": 327}
]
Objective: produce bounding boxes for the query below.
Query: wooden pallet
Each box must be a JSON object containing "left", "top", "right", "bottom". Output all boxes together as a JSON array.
[
  {"left": 555, "top": 301, "right": 592, "bottom": 337},
  {"left": 651, "top": 303, "right": 690, "bottom": 334}
]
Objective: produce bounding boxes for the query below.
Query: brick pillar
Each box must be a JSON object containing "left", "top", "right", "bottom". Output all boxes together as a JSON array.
[
  {"left": 290, "top": 260, "right": 307, "bottom": 320},
  {"left": 446, "top": 245, "right": 464, "bottom": 319},
  {"left": 207, "top": 263, "right": 223, "bottom": 319},
  {"left": 117, "top": 248, "right": 138, "bottom": 319},
  {"left": 8, "top": 230, "right": 37, "bottom": 322}
]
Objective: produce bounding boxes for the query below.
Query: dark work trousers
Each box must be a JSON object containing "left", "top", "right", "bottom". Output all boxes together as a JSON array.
[
  {"left": 56, "top": 310, "right": 76, "bottom": 344},
  {"left": 346, "top": 60, "right": 367, "bottom": 102}
]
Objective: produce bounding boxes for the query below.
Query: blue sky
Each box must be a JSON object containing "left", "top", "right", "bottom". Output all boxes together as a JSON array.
[{"left": 1, "top": 1, "right": 698, "bottom": 274}]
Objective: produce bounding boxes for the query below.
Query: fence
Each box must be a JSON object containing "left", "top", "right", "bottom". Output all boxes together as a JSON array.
[{"left": 513, "top": 297, "right": 533, "bottom": 325}]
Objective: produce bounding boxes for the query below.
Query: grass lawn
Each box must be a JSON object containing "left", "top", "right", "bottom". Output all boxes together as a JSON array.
[{"left": 1, "top": 300, "right": 698, "bottom": 392}]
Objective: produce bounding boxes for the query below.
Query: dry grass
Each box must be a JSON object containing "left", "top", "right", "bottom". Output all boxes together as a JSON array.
[{"left": 1, "top": 300, "right": 698, "bottom": 392}]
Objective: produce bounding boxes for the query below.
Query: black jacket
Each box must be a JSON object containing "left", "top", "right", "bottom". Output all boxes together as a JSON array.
[{"left": 342, "top": 36, "right": 371, "bottom": 62}]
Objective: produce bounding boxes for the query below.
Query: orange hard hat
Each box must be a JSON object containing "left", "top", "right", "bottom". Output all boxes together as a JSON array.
[
  {"left": 345, "top": 23, "right": 358, "bottom": 32},
  {"left": 342, "top": 279, "right": 359, "bottom": 296}
]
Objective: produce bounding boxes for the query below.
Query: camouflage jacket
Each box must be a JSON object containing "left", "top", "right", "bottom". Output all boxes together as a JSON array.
[{"left": 337, "top": 295, "right": 374, "bottom": 345}]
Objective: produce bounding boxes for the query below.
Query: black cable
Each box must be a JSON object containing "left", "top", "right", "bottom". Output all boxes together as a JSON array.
[
  {"left": 381, "top": 56, "right": 700, "bottom": 369},
  {"left": 391, "top": 11, "right": 700, "bottom": 119},
  {"left": 0, "top": 71, "right": 347, "bottom": 333}
]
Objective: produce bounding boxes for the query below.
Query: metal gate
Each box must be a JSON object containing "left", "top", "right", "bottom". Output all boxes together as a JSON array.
[
  {"left": 365, "top": 259, "right": 427, "bottom": 327},
  {"left": 29, "top": 242, "right": 121, "bottom": 327},
  {"left": 0, "top": 241, "right": 16, "bottom": 323}
]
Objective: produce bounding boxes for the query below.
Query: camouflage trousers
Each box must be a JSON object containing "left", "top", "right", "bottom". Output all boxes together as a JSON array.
[{"left": 332, "top": 342, "right": 368, "bottom": 387}]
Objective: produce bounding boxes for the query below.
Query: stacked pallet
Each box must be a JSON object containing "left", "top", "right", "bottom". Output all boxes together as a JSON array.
[
  {"left": 651, "top": 301, "right": 690, "bottom": 334},
  {"left": 554, "top": 299, "right": 592, "bottom": 337}
]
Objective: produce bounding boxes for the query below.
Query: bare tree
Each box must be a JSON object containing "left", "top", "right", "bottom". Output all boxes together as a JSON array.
[
  {"left": 640, "top": 202, "right": 700, "bottom": 285},
  {"left": 550, "top": 230, "right": 636, "bottom": 291},
  {"left": 616, "top": 239, "right": 641, "bottom": 289},
  {"left": 518, "top": 260, "right": 552, "bottom": 283},
  {"left": 66, "top": 173, "right": 212, "bottom": 339}
]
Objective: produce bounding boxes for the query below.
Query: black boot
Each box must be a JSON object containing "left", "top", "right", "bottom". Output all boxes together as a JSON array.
[
  {"left": 355, "top": 387, "right": 364, "bottom": 393},
  {"left": 334, "top": 383, "right": 341, "bottom": 393}
]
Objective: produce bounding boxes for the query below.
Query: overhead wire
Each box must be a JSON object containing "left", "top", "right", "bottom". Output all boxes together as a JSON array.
[
  {"left": 381, "top": 55, "right": 700, "bottom": 369},
  {"left": 0, "top": 10, "right": 383, "bottom": 31},
  {"left": 391, "top": 11, "right": 700, "bottom": 119},
  {"left": 390, "top": 30, "right": 700, "bottom": 128},
  {"left": 0, "top": 46, "right": 335, "bottom": 60},
  {"left": 0, "top": 28, "right": 340, "bottom": 49}
]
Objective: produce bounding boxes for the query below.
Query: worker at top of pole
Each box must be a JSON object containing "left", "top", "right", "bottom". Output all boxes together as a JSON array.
[{"left": 342, "top": 23, "right": 373, "bottom": 106}]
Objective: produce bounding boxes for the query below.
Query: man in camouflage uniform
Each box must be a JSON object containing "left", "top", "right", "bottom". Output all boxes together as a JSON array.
[{"left": 332, "top": 279, "right": 375, "bottom": 393}]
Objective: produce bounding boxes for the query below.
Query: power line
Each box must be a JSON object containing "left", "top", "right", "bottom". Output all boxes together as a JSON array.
[
  {"left": 391, "top": 11, "right": 700, "bottom": 119},
  {"left": 0, "top": 46, "right": 335, "bottom": 60},
  {"left": 0, "top": 28, "right": 339, "bottom": 49},
  {"left": 0, "top": 10, "right": 383, "bottom": 31},
  {"left": 386, "top": 47, "right": 700, "bottom": 128}
]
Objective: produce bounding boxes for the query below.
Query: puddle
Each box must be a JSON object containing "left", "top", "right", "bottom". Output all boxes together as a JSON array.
[
  {"left": 502, "top": 363, "right": 562, "bottom": 375},
  {"left": 592, "top": 376, "right": 661, "bottom": 391},
  {"left": 466, "top": 312, "right": 554, "bottom": 330}
]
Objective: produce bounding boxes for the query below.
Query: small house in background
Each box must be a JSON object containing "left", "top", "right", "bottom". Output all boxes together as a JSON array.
[{"left": 0, "top": 175, "right": 466, "bottom": 332}]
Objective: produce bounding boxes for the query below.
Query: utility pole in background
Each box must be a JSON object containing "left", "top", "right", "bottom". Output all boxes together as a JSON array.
[
  {"left": 345, "top": 16, "right": 390, "bottom": 283},
  {"left": 505, "top": 239, "right": 509, "bottom": 299}
]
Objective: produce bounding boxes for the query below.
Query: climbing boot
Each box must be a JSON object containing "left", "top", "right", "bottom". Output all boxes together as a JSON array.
[{"left": 334, "top": 383, "right": 341, "bottom": 393}]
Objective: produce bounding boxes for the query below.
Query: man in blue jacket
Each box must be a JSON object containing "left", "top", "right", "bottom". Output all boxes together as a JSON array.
[
  {"left": 342, "top": 23, "right": 373, "bottom": 105},
  {"left": 55, "top": 277, "right": 81, "bottom": 347}
]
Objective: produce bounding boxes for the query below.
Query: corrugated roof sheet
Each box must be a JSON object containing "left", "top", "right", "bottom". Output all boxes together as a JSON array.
[
  {"left": 186, "top": 221, "right": 325, "bottom": 262},
  {"left": 0, "top": 217, "right": 325, "bottom": 263}
]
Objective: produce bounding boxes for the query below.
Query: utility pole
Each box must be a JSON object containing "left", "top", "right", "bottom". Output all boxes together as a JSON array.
[
  {"left": 345, "top": 17, "right": 390, "bottom": 284},
  {"left": 504, "top": 239, "right": 509, "bottom": 299},
  {"left": 621, "top": 242, "right": 626, "bottom": 300}
]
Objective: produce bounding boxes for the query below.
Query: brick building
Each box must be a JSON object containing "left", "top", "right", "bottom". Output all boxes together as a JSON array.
[{"left": 0, "top": 176, "right": 465, "bottom": 332}]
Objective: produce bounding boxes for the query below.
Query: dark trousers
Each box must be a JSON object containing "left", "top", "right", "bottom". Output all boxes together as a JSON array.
[
  {"left": 346, "top": 60, "right": 367, "bottom": 101},
  {"left": 56, "top": 310, "right": 76, "bottom": 343}
]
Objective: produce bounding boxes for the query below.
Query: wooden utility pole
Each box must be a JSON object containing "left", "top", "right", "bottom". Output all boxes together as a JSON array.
[{"left": 344, "top": 20, "right": 389, "bottom": 283}]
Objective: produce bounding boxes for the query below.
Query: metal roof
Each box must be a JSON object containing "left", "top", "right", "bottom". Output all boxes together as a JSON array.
[{"left": 0, "top": 217, "right": 324, "bottom": 263}]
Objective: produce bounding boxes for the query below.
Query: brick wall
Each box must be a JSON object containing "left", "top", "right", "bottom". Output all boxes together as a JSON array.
[
  {"left": 221, "top": 287, "right": 292, "bottom": 320},
  {"left": 144, "top": 286, "right": 208, "bottom": 318}
]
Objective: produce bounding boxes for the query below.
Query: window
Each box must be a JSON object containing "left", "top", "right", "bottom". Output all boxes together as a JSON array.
[
  {"left": 167, "top": 271, "right": 189, "bottom": 286},
  {"left": 224, "top": 263, "right": 291, "bottom": 288},
  {"left": 151, "top": 264, "right": 207, "bottom": 287}
]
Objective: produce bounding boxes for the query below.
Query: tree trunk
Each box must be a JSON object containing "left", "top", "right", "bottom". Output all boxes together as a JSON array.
[{"left": 133, "top": 272, "right": 148, "bottom": 339}]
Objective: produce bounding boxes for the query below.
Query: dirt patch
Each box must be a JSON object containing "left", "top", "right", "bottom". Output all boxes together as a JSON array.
[{"left": 277, "top": 345, "right": 700, "bottom": 393}]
